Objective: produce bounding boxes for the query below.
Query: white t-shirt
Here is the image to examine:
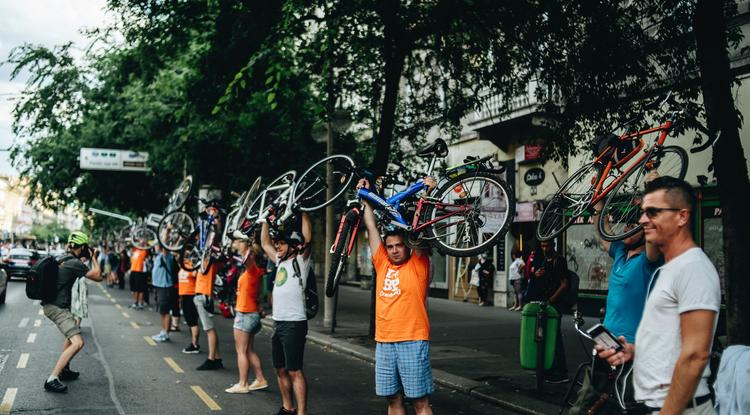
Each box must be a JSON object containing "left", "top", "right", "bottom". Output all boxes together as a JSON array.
[
  {"left": 633, "top": 247, "right": 720, "bottom": 407},
  {"left": 271, "top": 254, "right": 310, "bottom": 322},
  {"left": 508, "top": 258, "right": 524, "bottom": 281}
]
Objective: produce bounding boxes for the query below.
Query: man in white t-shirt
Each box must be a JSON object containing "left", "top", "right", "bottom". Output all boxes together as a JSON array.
[
  {"left": 260, "top": 213, "right": 312, "bottom": 415},
  {"left": 598, "top": 176, "right": 720, "bottom": 414}
]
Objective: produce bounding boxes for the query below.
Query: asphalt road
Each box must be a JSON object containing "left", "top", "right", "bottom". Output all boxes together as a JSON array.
[{"left": 0, "top": 279, "right": 513, "bottom": 415}]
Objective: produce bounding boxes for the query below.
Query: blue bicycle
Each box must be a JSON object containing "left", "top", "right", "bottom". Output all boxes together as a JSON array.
[
  {"left": 179, "top": 198, "right": 224, "bottom": 273},
  {"left": 325, "top": 138, "right": 515, "bottom": 297}
]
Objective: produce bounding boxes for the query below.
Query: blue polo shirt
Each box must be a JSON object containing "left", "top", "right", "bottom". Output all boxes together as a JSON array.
[
  {"left": 151, "top": 252, "right": 175, "bottom": 288},
  {"left": 603, "top": 241, "right": 662, "bottom": 343}
]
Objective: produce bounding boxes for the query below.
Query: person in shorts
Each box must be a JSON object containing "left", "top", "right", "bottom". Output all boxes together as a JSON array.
[
  {"left": 358, "top": 177, "right": 435, "bottom": 415},
  {"left": 226, "top": 231, "right": 269, "bottom": 394},
  {"left": 178, "top": 260, "right": 201, "bottom": 354},
  {"left": 129, "top": 246, "right": 148, "bottom": 309},
  {"left": 194, "top": 261, "right": 223, "bottom": 370},
  {"left": 508, "top": 250, "right": 525, "bottom": 311},
  {"left": 150, "top": 244, "right": 177, "bottom": 342},
  {"left": 42, "top": 231, "right": 102, "bottom": 393},
  {"left": 260, "top": 213, "right": 312, "bottom": 415}
]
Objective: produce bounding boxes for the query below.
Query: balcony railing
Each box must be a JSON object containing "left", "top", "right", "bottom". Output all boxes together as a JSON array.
[{"left": 468, "top": 80, "right": 541, "bottom": 127}]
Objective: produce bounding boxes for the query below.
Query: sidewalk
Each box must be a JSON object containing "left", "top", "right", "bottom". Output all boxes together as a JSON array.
[{"left": 263, "top": 283, "right": 595, "bottom": 415}]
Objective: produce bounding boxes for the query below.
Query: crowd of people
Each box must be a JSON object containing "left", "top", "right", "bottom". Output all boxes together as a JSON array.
[{"left": 36, "top": 175, "right": 724, "bottom": 415}]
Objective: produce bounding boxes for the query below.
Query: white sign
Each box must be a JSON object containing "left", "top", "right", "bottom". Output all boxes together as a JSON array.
[
  {"left": 480, "top": 185, "right": 510, "bottom": 234},
  {"left": 80, "top": 148, "right": 150, "bottom": 172}
]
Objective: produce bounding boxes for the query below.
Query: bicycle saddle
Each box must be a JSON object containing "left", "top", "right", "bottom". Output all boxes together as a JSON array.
[{"left": 417, "top": 138, "right": 448, "bottom": 158}]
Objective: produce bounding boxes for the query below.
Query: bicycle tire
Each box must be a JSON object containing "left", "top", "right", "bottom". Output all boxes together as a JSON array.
[
  {"left": 222, "top": 208, "right": 239, "bottom": 250},
  {"left": 179, "top": 230, "right": 202, "bottom": 272},
  {"left": 536, "top": 162, "right": 600, "bottom": 241},
  {"left": 200, "top": 224, "right": 218, "bottom": 274},
  {"left": 598, "top": 145, "right": 688, "bottom": 241},
  {"left": 295, "top": 155, "right": 356, "bottom": 212},
  {"left": 424, "top": 171, "right": 515, "bottom": 257},
  {"left": 157, "top": 211, "right": 195, "bottom": 251},
  {"left": 131, "top": 226, "right": 157, "bottom": 250},
  {"left": 166, "top": 175, "right": 193, "bottom": 214},
  {"left": 326, "top": 209, "right": 359, "bottom": 297}
]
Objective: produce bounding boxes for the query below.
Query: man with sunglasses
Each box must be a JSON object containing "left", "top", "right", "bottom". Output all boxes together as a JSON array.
[{"left": 597, "top": 176, "right": 720, "bottom": 414}]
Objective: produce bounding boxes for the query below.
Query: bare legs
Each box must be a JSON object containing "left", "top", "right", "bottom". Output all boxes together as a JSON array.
[
  {"left": 276, "top": 368, "right": 307, "bottom": 415},
  {"left": 52, "top": 335, "right": 84, "bottom": 377},
  {"left": 387, "top": 394, "right": 432, "bottom": 415},
  {"left": 233, "top": 328, "right": 266, "bottom": 387}
]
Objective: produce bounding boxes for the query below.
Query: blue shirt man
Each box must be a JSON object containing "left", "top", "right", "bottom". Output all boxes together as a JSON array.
[{"left": 151, "top": 250, "right": 175, "bottom": 288}]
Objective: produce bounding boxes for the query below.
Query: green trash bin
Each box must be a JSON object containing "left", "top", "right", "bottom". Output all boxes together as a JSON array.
[{"left": 519, "top": 302, "right": 560, "bottom": 371}]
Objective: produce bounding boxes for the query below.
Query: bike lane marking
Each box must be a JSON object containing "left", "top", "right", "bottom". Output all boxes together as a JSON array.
[
  {"left": 26, "top": 333, "right": 36, "bottom": 343},
  {"left": 121, "top": 312, "right": 130, "bottom": 318},
  {"left": 143, "top": 336, "right": 156, "bottom": 346},
  {"left": 0, "top": 388, "right": 17, "bottom": 414},
  {"left": 130, "top": 322, "right": 140, "bottom": 329},
  {"left": 16, "top": 353, "right": 29, "bottom": 369},
  {"left": 18, "top": 318, "right": 29, "bottom": 328},
  {"left": 115, "top": 304, "right": 122, "bottom": 310},
  {"left": 163, "top": 357, "right": 184, "bottom": 373},
  {"left": 33, "top": 319, "right": 41, "bottom": 327},
  {"left": 37, "top": 309, "right": 43, "bottom": 316},
  {"left": 190, "top": 386, "right": 221, "bottom": 411}
]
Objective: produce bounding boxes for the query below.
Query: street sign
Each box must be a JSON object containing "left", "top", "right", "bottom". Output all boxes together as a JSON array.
[{"left": 80, "top": 148, "right": 150, "bottom": 172}]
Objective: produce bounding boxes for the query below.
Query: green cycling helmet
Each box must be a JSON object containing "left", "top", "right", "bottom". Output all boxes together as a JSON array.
[{"left": 68, "top": 231, "right": 90, "bottom": 246}]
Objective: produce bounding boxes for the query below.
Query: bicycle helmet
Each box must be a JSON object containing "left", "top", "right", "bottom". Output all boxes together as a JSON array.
[
  {"left": 270, "top": 225, "right": 304, "bottom": 246},
  {"left": 67, "top": 231, "right": 90, "bottom": 246}
]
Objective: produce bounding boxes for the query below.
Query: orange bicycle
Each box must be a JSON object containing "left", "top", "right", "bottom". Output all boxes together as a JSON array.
[{"left": 536, "top": 94, "right": 688, "bottom": 241}]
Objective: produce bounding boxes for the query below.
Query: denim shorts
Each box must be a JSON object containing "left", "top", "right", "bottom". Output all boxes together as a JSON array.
[
  {"left": 233, "top": 311, "right": 262, "bottom": 334},
  {"left": 375, "top": 340, "right": 434, "bottom": 398}
]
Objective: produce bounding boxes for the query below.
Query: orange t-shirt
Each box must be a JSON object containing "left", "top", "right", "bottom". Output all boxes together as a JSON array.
[
  {"left": 195, "top": 263, "right": 218, "bottom": 295},
  {"left": 130, "top": 248, "right": 147, "bottom": 272},
  {"left": 178, "top": 268, "right": 197, "bottom": 296},
  {"left": 373, "top": 245, "right": 431, "bottom": 342},
  {"left": 235, "top": 263, "right": 265, "bottom": 313}
]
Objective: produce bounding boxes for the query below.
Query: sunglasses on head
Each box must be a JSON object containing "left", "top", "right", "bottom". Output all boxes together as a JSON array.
[{"left": 642, "top": 207, "right": 683, "bottom": 219}]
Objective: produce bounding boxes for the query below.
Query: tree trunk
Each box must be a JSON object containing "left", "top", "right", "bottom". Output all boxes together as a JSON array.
[{"left": 694, "top": 0, "right": 750, "bottom": 345}]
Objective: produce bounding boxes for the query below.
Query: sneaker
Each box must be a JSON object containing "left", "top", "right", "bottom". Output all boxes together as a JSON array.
[
  {"left": 545, "top": 374, "right": 570, "bottom": 384},
  {"left": 129, "top": 303, "right": 138, "bottom": 309},
  {"left": 225, "top": 383, "right": 250, "bottom": 394},
  {"left": 136, "top": 303, "right": 145, "bottom": 310},
  {"left": 59, "top": 368, "right": 80, "bottom": 381},
  {"left": 182, "top": 343, "right": 201, "bottom": 354},
  {"left": 249, "top": 379, "right": 269, "bottom": 391},
  {"left": 168, "top": 324, "right": 180, "bottom": 332},
  {"left": 151, "top": 332, "right": 170, "bottom": 342},
  {"left": 196, "top": 358, "right": 223, "bottom": 371},
  {"left": 44, "top": 378, "right": 68, "bottom": 393}
]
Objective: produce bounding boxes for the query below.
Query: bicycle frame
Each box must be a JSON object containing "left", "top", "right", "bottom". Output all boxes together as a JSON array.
[
  {"left": 587, "top": 119, "right": 673, "bottom": 207},
  {"left": 197, "top": 206, "right": 219, "bottom": 251}
]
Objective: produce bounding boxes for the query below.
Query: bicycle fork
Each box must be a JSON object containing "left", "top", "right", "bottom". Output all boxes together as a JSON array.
[{"left": 330, "top": 205, "right": 362, "bottom": 257}]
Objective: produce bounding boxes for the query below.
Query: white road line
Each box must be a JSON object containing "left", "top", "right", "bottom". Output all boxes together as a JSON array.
[
  {"left": 37, "top": 309, "right": 43, "bottom": 316},
  {"left": 115, "top": 304, "right": 122, "bottom": 309},
  {"left": 0, "top": 388, "right": 17, "bottom": 414},
  {"left": 16, "top": 353, "right": 29, "bottom": 369},
  {"left": 18, "top": 318, "right": 29, "bottom": 328},
  {"left": 33, "top": 319, "right": 41, "bottom": 327},
  {"left": 26, "top": 333, "right": 36, "bottom": 343},
  {"left": 121, "top": 312, "right": 130, "bottom": 318}
]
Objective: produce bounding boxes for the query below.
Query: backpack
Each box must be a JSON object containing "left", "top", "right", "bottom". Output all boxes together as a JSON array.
[
  {"left": 292, "top": 258, "right": 319, "bottom": 319},
  {"left": 27, "top": 255, "right": 70, "bottom": 302},
  {"left": 558, "top": 269, "right": 580, "bottom": 312}
]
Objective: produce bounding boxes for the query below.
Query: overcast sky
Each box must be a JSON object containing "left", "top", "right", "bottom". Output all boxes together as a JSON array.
[{"left": 0, "top": 0, "right": 111, "bottom": 176}]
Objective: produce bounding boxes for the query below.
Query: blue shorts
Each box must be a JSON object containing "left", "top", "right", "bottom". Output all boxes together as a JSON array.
[
  {"left": 375, "top": 340, "right": 434, "bottom": 398},
  {"left": 233, "top": 311, "right": 262, "bottom": 334}
]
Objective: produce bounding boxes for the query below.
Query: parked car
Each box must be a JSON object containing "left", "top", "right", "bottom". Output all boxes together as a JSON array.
[
  {"left": 0, "top": 268, "right": 7, "bottom": 304},
  {"left": 1, "top": 248, "right": 37, "bottom": 280}
]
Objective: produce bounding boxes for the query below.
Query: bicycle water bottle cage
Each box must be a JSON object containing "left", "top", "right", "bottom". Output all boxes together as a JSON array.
[{"left": 417, "top": 138, "right": 449, "bottom": 158}]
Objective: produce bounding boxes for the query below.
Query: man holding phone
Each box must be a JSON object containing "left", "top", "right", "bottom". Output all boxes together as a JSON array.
[
  {"left": 42, "top": 231, "right": 102, "bottom": 393},
  {"left": 597, "top": 177, "right": 720, "bottom": 414}
]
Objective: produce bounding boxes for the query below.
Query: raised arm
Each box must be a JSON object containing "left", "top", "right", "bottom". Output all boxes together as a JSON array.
[
  {"left": 301, "top": 212, "right": 312, "bottom": 260},
  {"left": 591, "top": 200, "right": 611, "bottom": 252},
  {"left": 358, "top": 179, "right": 382, "bottom": 254},
  {"left": 85, "top": 247, "right": 103, "bottom": 281},
  {"left": 260, "top": 222, "right": 277, "bottom": 260}
]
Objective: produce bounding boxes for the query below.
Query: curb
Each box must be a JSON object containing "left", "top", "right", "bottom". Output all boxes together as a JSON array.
[{"left": 260, "top": 318, "right": 551, "bottom": 415}]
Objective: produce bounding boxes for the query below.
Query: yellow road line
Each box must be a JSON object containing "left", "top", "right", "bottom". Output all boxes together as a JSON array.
[
  {"left": 191, "top": 386, "right": 221, "bottom": 411},
  {"left": 33, "top": 319, "right": 41, "bottom": 327},
  {"left": 122, "top": 312, "right": 130, "bottom": 318},
  {"left": 37, "top": 309, "right": 44, "bottom": 316},
  {"left": 0, "top": 388, "right": 17, "bottom": 414},
  {"left": 27, "top": 333, "right": 36, "bottom": 343},
  {"left": 130, "top": 322, "right": 140, "bottom": 329},
  {"left": 115, "top": 304, "right": 122, "bottom": 309},
  {"left": 110, "top": 298, "right": 117, "bottom": 303},
  {"left": 16, "top": 353, "right": 29, "bottom": 369},
  {"left": 163, "top": 357, "right": 184, "bottom": 373},
  {"left": 143, "top": 336, "right": 156, "bottom": 346}
]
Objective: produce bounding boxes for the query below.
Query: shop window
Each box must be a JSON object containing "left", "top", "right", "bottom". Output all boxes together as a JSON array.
[{"left": 565, "top": 223, "right": 613, "bottom": 291}]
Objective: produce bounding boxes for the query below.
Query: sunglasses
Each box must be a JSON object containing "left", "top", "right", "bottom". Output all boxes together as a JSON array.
[{"left": 641, "top": 207, "right": 684, "bottom": 219}]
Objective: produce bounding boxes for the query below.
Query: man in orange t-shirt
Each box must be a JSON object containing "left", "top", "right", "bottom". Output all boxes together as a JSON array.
[
  {"left": 194, "top": 262, "right": 222, "bottom": 370},
  {"left": 358, "top": 177, "right": 435, "bottom": 415},
  {"left": 129, "top": 247, "right": 148, "bottom": 309},
  {"left": 178, "top": 262, "right": 201, "bottom": 354}
]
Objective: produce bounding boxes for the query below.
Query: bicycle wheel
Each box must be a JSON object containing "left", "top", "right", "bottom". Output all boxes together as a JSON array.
[
  {"left": 166, "top": 175, "right": 193, "bottom": 214},
  {"left": 536, "top": 162, "right": 600, "bottom": 241},
  {"left": 157, "top": 211, "right": 195, "bottom": 251},
  {"left": 326, "top": 209, "right": 359, "bottom": 297},
  {"left": 130, "top": 226, "right": 157, "bottom": 250},
  {"left": 222, "top": 208, "right": 239, "bottom": 249},
  {"left": 294, "top": 155, "right": 355, "bottom": 212},
  {"left": 599, "top": 145, "right": 688, "bottom": 241},
  {"left": 200, "top": 224, "right": 218, "bottom": 274},
  {"left": 179, "top": 230, "right": 201, "bottom": 272},
  {"left": 425, "top": 171, "right": 515, "bottom": 257}
]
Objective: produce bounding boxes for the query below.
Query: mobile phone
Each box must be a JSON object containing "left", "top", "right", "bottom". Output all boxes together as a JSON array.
[{"left": 586, "top": 324, "right": 624, "bottom": 352}]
